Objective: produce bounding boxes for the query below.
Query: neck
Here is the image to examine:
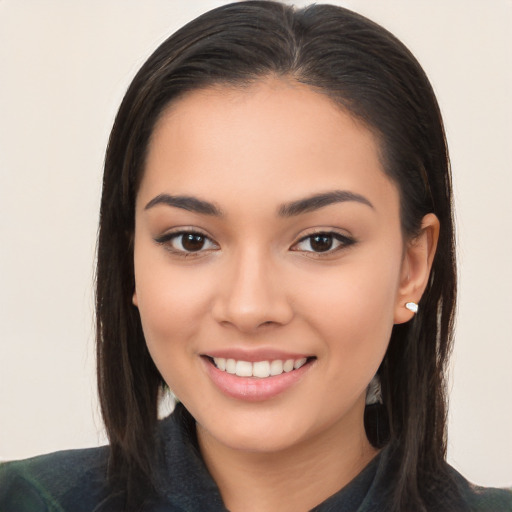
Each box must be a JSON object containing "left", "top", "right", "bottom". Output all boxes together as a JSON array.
[{"left": 197, "top": 400, "right": 377, "bottom": 512}]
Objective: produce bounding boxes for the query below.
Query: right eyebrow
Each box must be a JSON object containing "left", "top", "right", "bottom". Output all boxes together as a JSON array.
[{"left": 144, "top": 194, "right": 223, "bottom": 216}]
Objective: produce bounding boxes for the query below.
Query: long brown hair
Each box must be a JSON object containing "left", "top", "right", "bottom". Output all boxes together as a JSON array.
[{"left": 96, "top": 2, "right": 457, "bottom": 510}]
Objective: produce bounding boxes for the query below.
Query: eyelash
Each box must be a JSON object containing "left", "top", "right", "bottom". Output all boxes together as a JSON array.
[
  {"left": 154, "top": 230, "right": 218, "bottom": 256},
  {"left": 154, "top": 230, "right": 356, "bottom": 257},
  {"left": 291, "top": 231, "right": 356, "bottom": 255}
]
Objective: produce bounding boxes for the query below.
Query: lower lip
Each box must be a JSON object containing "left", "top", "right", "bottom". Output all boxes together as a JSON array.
[{"left": 202, "top": 358, "right": 314, "bottom": 402}]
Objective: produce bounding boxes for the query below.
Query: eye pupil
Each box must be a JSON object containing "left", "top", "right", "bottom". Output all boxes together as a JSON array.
[
  {"left": 182, "top": 233, "right": 205, "bottom": 251},
  {"left": 311, "top": 234, "right": 333, "bottom": 252}
]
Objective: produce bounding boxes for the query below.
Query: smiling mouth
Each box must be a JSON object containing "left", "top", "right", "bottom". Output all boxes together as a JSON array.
[{"left": 204, "top": 356, "right": 316, "bottom": 378}]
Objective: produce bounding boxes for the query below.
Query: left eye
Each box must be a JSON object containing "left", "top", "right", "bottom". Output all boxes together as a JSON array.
[
  {"left": 156, "top": 231, "right": 218, "bottom": 253},
  {"left": 292, "top": 232, "right": 354, "bottom": 253}
]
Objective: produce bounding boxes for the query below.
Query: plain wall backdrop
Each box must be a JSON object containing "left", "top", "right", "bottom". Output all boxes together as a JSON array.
[{"left": 0, "top": 0, "right": 511, "bottom": 487}]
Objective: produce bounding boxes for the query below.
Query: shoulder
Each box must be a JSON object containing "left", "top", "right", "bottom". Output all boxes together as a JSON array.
[
  {"left": 448, "top": 465, "right": 512, "bottom": 512},
  {"left": 0, "top": 446, "right": 113, "bottom": 512}
]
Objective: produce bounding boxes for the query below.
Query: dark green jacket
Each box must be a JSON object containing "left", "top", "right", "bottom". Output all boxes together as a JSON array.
[{"left": 1, "top": 404, "right": 511, "bottom": 511}]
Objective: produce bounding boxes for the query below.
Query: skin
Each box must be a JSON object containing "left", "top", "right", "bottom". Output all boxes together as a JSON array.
[{"left": 133, "top": 78, "right": 438, "bottom": 512}]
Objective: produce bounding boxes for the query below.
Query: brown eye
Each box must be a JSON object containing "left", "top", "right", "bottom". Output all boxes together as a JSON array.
[
  {"left": 154, "top": 230, "right": 218, "bottom": 254},
  {"left": 310, "top": 234, "right": 333, "bottom": 252},
  {"left": 181, "top": 233, "right": 206, "bottom": 252},
  {"left": 292, "top": 231, "right": 355, "bottom": 254}
]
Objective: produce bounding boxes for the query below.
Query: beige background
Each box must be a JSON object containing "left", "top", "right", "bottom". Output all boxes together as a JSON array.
[{"left": 0, "top": 0, "right": 511, "bottom": 486}]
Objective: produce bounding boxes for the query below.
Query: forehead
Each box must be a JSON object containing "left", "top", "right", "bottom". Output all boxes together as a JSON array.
[{"left": 138, "top": 78, "right": 398, "bottom": 216}]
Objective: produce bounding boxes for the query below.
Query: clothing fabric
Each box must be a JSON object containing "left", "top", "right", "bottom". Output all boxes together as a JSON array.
[{"left": 1, "top": 404, "right": 511, "bottom": 511}]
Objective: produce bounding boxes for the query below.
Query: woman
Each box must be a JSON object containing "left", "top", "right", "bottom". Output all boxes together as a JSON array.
[{"left": 1, "top": 2, "right": 510, "bottom": 511}]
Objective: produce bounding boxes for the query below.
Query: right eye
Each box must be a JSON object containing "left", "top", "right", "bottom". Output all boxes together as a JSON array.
[{"left": 155, "top": 231, "right": 218, "bottom": 255}]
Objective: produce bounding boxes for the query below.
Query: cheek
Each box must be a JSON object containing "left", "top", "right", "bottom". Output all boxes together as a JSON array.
[
  {"left": 133, "top": 251, "right": 213, "bottom": 353},
  {"left": 133, "top": 261, "right": 215, "bottom": 399},
  {"left": 299, "top": 251, "right": 402, "bottom": 360}
]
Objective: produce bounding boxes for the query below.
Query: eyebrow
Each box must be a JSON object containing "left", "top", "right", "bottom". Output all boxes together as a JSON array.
[
  {"left": 144, "top": 194, "right": 223, "bottom": 216},
  {"left": 144, "top": 189, "right": 373, "bottom": 217},
  {"left": 278, "top": 190, "right": 374, "bottom": 216}
]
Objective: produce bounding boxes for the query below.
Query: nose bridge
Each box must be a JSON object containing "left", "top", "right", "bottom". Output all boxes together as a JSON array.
[{"left": 214, "top": 244, "right": 292, "bottom": 331}]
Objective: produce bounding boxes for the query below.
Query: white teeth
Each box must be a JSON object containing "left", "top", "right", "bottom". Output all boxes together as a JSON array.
[
  {"left": 213, "top": 357, "right": 226, "bottom": 371},
  {"left": 283, "top": 359, "right": 294, "bottom": 372},
  {"left": 226, "top": 358, "right": 236, "bottom": 374},
  {"left": 235, "top": 360, "right": 253, "bottom": 377},
  {"left": 212, "top": 357, "right": 310, "bottom": 378},
  {"left": 253, "top": 361, "right": 271, "bottom": 378},
  {"left": 270, "top": 360, "right": 283, "bottom": 376},
  {"left": 294, "top": 357, "right": 307, "bottom": 369}
]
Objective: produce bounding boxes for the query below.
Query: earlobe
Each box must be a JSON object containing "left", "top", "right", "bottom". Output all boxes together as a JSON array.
[
  {"left": 132, "top": 290, "right": 138, "bottom": 307},
  {"left": 394, "top": 213, "right": 439, "bottom": 324}
]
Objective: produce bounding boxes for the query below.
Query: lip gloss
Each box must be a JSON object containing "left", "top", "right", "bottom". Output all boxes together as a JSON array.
[{"left": 202, "top": 357, "right": 314, "bottom": 401}]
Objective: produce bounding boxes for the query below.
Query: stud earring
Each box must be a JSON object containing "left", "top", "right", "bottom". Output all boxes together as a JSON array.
[{"left": 405, "top": 302, "right": 418, "bottom": 313}]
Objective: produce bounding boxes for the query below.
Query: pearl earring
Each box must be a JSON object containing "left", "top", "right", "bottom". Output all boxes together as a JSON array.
[{"left": 405, "top": 302, "right": 418, "bottom": 313}]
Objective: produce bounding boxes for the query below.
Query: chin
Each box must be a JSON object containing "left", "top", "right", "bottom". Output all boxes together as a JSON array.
[{"left": 205, "top": 422, "right": 306, "bottom": 454}]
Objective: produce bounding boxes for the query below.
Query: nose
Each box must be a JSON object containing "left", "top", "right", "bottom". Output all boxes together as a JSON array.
[{"left": 211, "top": 247, "right": 294, "bottom": 333}]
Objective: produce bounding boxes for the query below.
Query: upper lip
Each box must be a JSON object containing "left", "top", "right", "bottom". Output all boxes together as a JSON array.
[{"left": 202, "top": 348, "right": 314, "bottom": 362}]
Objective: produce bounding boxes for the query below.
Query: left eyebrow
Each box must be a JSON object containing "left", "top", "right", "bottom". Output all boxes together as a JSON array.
[{"left": 278, "top": 190, "right": 374, "bottom": 217}]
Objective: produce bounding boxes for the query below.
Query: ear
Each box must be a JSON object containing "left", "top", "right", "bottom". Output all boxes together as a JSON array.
[
  {"left": 132, "top": 290, "right": 139, "bottom": 307},
  {"left": 394, "top": 213, "right": 439, "bottom": 324}
]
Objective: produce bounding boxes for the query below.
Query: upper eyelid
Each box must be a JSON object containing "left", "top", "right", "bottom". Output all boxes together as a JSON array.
[
  {"left": 154, "top": 230, "right": 219, "bottom": 256},
  {"left": 291, "top": 230, "right": 356, "bottom": 253},
  {"left": 154, "top": 228, "right": 354, "bottom": 249},
  {"left": 154, "top": 227, "right": 215, "bottom": 242},
  {"left": 294, "top": 228, "right": 354, "bottom": 243}
]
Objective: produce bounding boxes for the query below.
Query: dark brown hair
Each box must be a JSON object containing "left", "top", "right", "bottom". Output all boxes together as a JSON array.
[{"left": 96, "top": 2, "right": 457, "bottom": 510}]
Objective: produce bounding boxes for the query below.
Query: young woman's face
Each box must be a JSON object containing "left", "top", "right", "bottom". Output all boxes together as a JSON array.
[{"left": 133, "top": 79, "right": 413, "bottom": 454}]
